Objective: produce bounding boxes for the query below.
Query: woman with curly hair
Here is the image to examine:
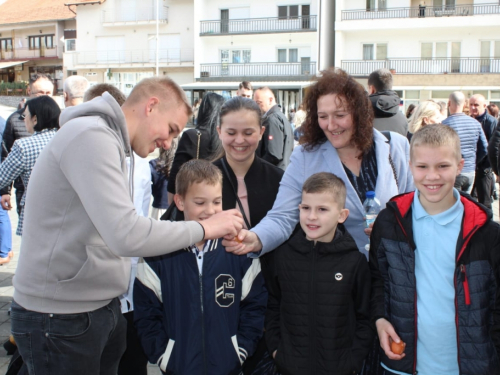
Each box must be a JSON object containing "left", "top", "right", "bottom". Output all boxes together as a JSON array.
[{"left": 225, "top": 68, "right": 414, "bottom": 258}]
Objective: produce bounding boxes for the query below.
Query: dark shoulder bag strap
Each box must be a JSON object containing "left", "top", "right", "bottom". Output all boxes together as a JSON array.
[
  {"left": 381, "top": 131, "right": 399, "bottom": 189},
  {"left": 220, "top": 158, "right": 251, "bottom": 229}
]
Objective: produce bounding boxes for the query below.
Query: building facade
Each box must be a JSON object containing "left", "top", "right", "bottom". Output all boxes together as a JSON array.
[
  {"left": 0, "top": 0, "right": 76, "bottom": 94},
  {"left": 336, "top": 0, "right": 500, "bottom": 109},
  {"left": 64, "top": 0, "right": 194, "bottom": 95}
]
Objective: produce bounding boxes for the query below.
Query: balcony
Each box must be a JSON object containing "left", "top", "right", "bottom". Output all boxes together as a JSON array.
[
  {"left": 341, "top": 3, "right": 500, "bottom": 20},
  {"left": 72, "top": 49, "right": 194, "bottom": 66},
  {"left": 200, "top": 15, "right": 317, "bottom": 36},
  {"left": 199, "top": 62, "right": 316, "bottom": 81},
  {"left": 102, "top": 6, "right": 168, "bottom": 25},
  {"left": 0, "top": 47, "right": 59, "bottom": 61},
  {"left": 342, "top": 58, "right": 500, "bottom": 76}
]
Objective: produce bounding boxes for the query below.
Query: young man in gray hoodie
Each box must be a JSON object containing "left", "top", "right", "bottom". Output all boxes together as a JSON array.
[{"left": 10, "top": 77, "right": 244, "bottom": 375}]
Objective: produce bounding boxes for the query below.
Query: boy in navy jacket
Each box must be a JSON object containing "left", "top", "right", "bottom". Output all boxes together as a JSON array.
[{"left": 134, "top": 160, "right": 267, "bottom": 375}]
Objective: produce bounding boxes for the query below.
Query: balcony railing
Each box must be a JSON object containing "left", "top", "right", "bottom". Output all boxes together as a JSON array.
[
  {"left": 199, "top": 62, "right": 316, "bottom": 78},
  {"left": 342, "top": 58, "right": 500, "bottom": 75},
  {"left": 73, "top": 49, "right": 194, "bottom": 65},
  {"left": 341, "top": 3, "right": 500, "bottom": 20},
  {"left": 102, "top": 6, "right": 168, "bottom": 24},
  {"left": 200, "top": 15, "right": 317, "bottom": 35},
  {"left": 0, "top": 47, "right": 58, "bottom": 61}
]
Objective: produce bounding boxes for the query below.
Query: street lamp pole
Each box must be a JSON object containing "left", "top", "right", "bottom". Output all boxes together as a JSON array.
[{"left": 156, "top": 0, "right": 159, "bottom": 76}]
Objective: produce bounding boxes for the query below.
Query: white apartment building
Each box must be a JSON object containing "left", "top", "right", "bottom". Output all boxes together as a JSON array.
[
  {"left": 185, "top": 0, "right": 319, "bottom": 115},
  {"left": 336, "top": 0, "right": 500, "bottom": 110},
  {"left": 64, "top": 0, "right": 194, "bottom": 96}
]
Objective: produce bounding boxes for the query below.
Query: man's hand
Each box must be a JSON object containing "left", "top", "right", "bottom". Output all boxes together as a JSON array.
[
  {"left": 223, "top": 229, "right": 263, "bottom": 255},
  {"left": 1, "top": 195, "right": 11, "bottom": 211},
  {"left": 199, "top": 209, "right": 243, "bottom": 240},
  {"left": 376, "top": 318, "right": 405, "bottom": 360}
]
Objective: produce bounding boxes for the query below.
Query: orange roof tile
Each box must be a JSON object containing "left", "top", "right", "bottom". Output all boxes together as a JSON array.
[{"left": 0, "top": 0, "right": 76, "bottom": 25}]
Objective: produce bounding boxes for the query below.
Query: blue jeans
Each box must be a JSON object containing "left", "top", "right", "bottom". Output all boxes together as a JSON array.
[
  {"left": 11, "top": 298, "right": 126, "bottom": 375},
  {"left": 0, "top": 208, "right": 11, "bottom": 258}
]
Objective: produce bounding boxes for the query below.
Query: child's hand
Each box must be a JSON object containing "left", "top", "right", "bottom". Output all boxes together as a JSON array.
[
  {"left": 376, "top": 318, "right": 405, "bottom": 360},
  {"left": 364, "top": 222, "right": 374, "bottom": 237}
]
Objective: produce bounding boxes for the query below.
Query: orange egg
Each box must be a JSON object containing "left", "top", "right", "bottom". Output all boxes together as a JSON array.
[
  {"left": 391, "top": 340, "right": 406, "bottom": 355},
  {"left": 233, "top": 237, "right": 242, "bottom": 244}
]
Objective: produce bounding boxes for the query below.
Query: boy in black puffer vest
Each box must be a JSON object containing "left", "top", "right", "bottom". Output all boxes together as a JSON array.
[
  {"left": 265, "top": 172, "right": 374, "bottom": 375},
  {"left": 370, "top": 124, "right": 500, "bottom": 374}
]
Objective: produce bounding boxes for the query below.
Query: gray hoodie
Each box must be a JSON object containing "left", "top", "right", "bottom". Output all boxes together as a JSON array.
[{"left": 13, "top": 93, "right": 204, "bottom": 314}]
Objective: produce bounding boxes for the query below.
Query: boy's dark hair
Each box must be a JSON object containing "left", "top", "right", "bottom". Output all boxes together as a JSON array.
[
  {"left": 302, "top": 172, "right": 347, "bottom": 208},
  {"left": 84, "top": 83, "right": 127, "bottom": 106},
  {"left": 239, "top": 81, "right": 252, "bottom": 91},
  {"left": 175, "top": 159, "right": 222, "bottom": 197},
  {"left": 25, "top": 96, "right": 60, "bottom": 132},
  {"left": 368, "top": 68, "right": 393, "bottom": 92}
]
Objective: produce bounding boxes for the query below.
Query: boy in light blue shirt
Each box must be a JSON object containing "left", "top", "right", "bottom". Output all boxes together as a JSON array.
[{"left": 370, "top": 124, "right": 500, "bottom": 374}]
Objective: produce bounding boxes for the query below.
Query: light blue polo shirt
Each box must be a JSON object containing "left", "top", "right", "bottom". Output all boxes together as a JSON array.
[{"left": 382, "top": 189, "right": 463, "bottom": 375}]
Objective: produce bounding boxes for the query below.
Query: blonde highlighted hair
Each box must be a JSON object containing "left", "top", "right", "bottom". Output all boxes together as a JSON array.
[{"left": 408, "top": 100, "right": 441, "bottom": 134}]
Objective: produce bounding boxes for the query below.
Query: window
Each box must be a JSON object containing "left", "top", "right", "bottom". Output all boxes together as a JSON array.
[
  {"left": 366, "top": 0, "right": 386, "bottom": 11},
  {"left": 421, "top": 42, "right": 460, "bottom": 60},
  {"left": 278, "top": 5, "right": 299, "bottom": 19},
  {"left": 221, "top": 49, "right": 250, "bottom": 63},
  {"left": 278, "top": 48, "right": 298, "bottom": 63},
  {"left": 363, "top": 43, "right": 387, "bottom": 60},
  {"left": 0, "top": 38, "right": 12, "bottom": 51},
  {"left": 65, "top": 39, "right": 76, "bottom": 52},
  {"left": 29, "top": 35, "right": 54, "bottom": 50}
]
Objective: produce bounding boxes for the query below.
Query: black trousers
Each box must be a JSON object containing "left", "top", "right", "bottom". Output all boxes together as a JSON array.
[
  {"left": 473, "top": 168, "right": 494, "bottom": 209},
  {"left": 118, "top": 311, "right": 149, "bottom": 375}
]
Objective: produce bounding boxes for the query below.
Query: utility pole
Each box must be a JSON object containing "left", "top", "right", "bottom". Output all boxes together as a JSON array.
[{"left": 318, "top": 0, "right": 336, "bottom": 71}]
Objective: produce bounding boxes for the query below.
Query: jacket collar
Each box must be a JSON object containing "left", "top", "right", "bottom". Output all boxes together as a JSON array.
[{"left": 289, "top": 224, "right": 359, "bottom": 255}]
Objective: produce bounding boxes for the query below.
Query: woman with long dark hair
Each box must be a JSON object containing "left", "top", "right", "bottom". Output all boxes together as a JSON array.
[
  {"left": 167, "top": 92, "right": 225, "bottom": 201},
  {"left": 0, "top": 96, "right": 60, "bottom": 240}
]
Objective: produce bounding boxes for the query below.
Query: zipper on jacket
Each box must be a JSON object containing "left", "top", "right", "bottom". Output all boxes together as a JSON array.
[
  {"left": 309, "top": 243, "right": 317, "bottom": 374},
  {"left": 460, "top": 264, "right": 471, "bottom": 305},
  {"left": 199, "top": 273, "right": 207, "bottom": 375}
]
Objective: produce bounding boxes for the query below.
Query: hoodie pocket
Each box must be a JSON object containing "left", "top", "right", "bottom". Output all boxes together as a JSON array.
[{"left": 54, "top": 245, "right": 129, "bottom": 301}]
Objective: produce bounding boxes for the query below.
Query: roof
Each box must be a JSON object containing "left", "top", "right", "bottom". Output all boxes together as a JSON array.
[
  {"left": 0, "top": 0, "right": 75, "bottom": 25},
  {"left": 65, "top": 0, "right": 106, "bottom": 5}
]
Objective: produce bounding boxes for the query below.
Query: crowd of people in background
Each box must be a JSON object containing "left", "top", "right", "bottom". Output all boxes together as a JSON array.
[{"left": 0, "top": 67, "right": 499, "bottom": 375}]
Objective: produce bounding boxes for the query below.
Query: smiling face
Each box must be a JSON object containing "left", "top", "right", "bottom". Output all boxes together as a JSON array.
[
  {"left": 410, "top": 145, "right": 464, "bottom": 215},
  {"left": 317, "top": 93, "right": 355, "bottom": 151},
  {"left": 174, "top": 181, "right": 222, "bottom": 222},
  {"left": 131, "top": 98, "right": 188, "bottom": 158},
  {"left": 218, "top": 109, "right": 265, "bottom": 166},
  {"left": 299, "top": 191, "right": 349, "bottom": 244}
]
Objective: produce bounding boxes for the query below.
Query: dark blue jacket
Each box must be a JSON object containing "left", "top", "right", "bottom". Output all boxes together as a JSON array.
[
  {"left": 149, "top": 159, "right": 169, "bottom": 209},
  {"left": 133, "top": 239, "right": 267, "bottom": 375},
  {"left": 475, "top": 111, "right": 497, "bottom": 170},
  {"left": 370, "top": 192, "right": 500, "bottom": 374}
]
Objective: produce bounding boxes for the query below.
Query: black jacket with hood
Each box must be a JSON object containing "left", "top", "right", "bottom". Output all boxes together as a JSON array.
[
  {"left": 369, "top": 90, "right": 408, "bottom": 136},
  {"left": 265, "top": 224, "right": 374, "bottom": 375}
]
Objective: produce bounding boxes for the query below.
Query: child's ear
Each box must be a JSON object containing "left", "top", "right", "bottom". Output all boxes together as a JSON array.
[
  {"left": 173, "top": 194, "right": 185, "bottom": 212},
  {"left": 457, "top": 158, "right": 465, "bottom": 174},
  {"left": 338, "top": 208, "right": 349, "bottom": 224}
]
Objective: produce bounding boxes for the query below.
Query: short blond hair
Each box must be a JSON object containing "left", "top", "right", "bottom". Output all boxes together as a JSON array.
[
  {"left": 408, "top": 100, "right": 441, "bottom": 134},
  {"left": 126, "top": 76, "right": 192, "bottom": 116},
  {"left": 175, "top": 159, "right": 222, "bottom": 197},
  {"left": 302, "top": 172, "right": 347, "bottom": 208},
  {"left": 410, "top": 124, "right": 461, "bottom": 161}
]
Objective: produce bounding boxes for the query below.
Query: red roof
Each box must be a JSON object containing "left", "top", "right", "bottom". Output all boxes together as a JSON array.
[{"left": 0, "top": 0, "right": 76, "bottom": 25}]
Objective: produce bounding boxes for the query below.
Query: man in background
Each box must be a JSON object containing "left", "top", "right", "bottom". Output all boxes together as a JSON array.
[{"left": 63, "top": 75, "right": 90, "bottom": 108}]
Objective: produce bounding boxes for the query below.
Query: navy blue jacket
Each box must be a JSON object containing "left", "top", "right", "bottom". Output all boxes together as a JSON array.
[
  {"left": 370, "top": 192, "right": 500, "bottom": 374},
  {"left": 133, "top": 239, "right": 267, "bottom": 375}
]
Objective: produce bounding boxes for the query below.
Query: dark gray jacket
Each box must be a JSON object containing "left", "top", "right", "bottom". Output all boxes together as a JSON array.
[
  {"left": 258, "top": 105, "right": 293, "bottom": 170},
  {"left": 369, "top": 90, "right": 408, "bottom": 136}
]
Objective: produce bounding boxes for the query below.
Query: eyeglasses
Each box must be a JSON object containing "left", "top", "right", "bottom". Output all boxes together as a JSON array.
[{"left": 19, "top": 114, "right": 25, "bottom": 120}]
